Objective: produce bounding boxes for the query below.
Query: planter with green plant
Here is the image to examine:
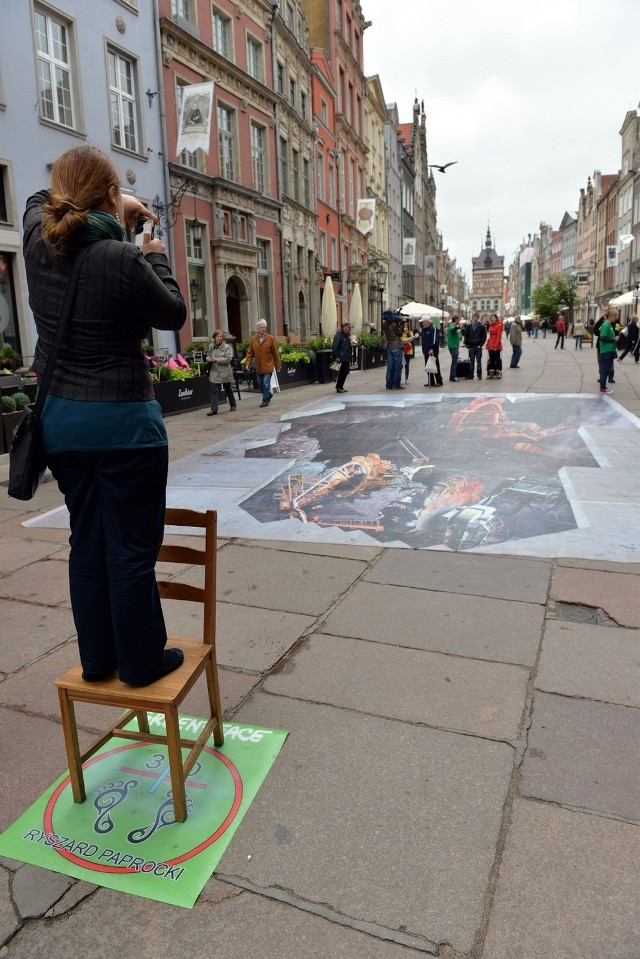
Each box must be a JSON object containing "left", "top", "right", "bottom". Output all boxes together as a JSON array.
[
  {"left": 306, "top": 335, "right": 335, "bottom": 383},
  {"left": 0, "top": 345, "right": 22, "bottom": 371},
  {"left": 356, "top": 331, "right": 386, "bottom": 368},
  {"left": 2, "top": 392, "right": 28, "bottom": 448},
  {"left": 151, "top": 363, "right": 210, "bottom": 415},
  {"left": 277, "top": 344, "right": 313, "bottom": 388}
]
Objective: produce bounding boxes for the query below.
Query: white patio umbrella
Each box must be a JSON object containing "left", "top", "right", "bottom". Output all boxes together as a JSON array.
[
  {"left": 348, "top": 282, "right": 363, "bottom": 333},
  {"left": 609, "top": 290, "right": 635, "bottom": 307},
  {"left": 321, "top": 276, "right": 338, "bottom": 338},
  {"left": 400, "top": 301, "right": 431, "bottom": 317}
]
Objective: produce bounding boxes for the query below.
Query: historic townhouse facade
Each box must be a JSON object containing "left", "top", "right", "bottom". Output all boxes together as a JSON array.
[
  {"left": 273, "top": 0, "right": 317, "bottom": 341},
  {"left": 364, "top": 75, "right": 389, "bottom": 326},
  {"left": 0, "top": 0, "right": 168, "bottom": 363},
  {"left": 595, "top": 175, "right": 619, "bottom": 308},
  {"left": 159, "top": 0, "right": 283, "bottom": 345},
  {"left": 303, "top": 0, "right": 368, "bottom": 322},
  {"left": 383, "top": 102, "right": 403, "bottom": 313},
  {"left": 616, "top": 110, "right": 638, "bottom": 302}
]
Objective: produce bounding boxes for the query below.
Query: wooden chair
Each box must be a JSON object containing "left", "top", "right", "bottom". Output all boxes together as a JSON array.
[{"left": 55, "top": 507, "right": 223, "bottom": 823}]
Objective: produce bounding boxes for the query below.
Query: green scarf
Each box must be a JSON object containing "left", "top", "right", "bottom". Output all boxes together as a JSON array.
[{"left": 76, "top": 211, "right": 125, "bottom": 246}]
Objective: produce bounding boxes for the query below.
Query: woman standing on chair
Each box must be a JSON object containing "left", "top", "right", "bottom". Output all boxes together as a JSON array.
[
  {"left": 207, "top": 330, "right": 237, "bottom": 415},
  {"left": 23, "top": 144, "right": 187, "bottom": 687}
]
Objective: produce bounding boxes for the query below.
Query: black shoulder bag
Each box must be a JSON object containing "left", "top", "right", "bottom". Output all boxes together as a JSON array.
[{"left": 8, "top": 247, "right": 90, "bottom": 500}]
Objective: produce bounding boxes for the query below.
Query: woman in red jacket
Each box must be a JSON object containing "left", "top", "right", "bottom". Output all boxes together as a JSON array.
[{"left": 486, "top": 314, "right": 504, "bottom": 379}]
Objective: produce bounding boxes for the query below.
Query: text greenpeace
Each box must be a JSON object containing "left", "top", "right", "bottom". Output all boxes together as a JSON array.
[{"left": 146, "top": 713, "right": 274, "bottom": 744}]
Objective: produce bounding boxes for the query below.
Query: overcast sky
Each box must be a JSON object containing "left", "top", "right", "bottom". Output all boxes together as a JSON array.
[{"left": 363, "top": 0, "right": 640, "bottom": 283}]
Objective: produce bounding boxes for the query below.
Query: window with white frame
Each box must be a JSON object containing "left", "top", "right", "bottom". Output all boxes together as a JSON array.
[
  {"left": 176, "top": 82, "right": 204, "bottom": 170},
  {"left": 172, "top": 0, "right": 194, "bottom": 20},
  {"left": 217, "top": 103, "right": 235, "bottom": 179},
  {"left": 292, "top": 149, "right": 300, "bottom": 203},
  {"left": 319, "top": 229, "right": 327, "bottom": 266},
  {"left": 212, "top": 8, "right": 232, "bottom": 59},
  {"left": 302, "top": 158, "right": 310, "bottom": 207},
  {"left": 247, "top": 36, "right": 263, "bottom": 81},
  {"left": 186, "top": 219, "right": 207, "bottom": 338},
  {"left": 108, "top": 47, "right": 139, "bottom": 152},
  {"left": 251, "top": 122, "right": 266, "bottom": 193},
  {"left": 279, "top": 137, "right": 289, "bottom": 195},
  {"left": 257, "top": 239, "right": 272, "bottom": 328},
  {"left": 320, "top": 99, "right": 328, "bottom": 125},
  {"left": 34, "top": 7, "right": 76, "bottom": 128}
]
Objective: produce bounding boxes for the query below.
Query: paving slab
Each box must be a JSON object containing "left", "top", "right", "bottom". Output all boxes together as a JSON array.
[
  {"left": 6, "top": 884, "right": 434, "bottom": 959},
  {"left": 264, "top": 634, "right": 528, "bottom": 740},
  {"left": 0, "top": 509, "right": 69, "bottom": 543},
  {"left": 0, "top": 707, "right": 87, "bottom": 833},
  {"left": 0, "top": 641, "right": 257, "bottom": 727},
  {"left": 550, "top": 566, "right": 640, "bottom": 627},
  {"left": 0, "top": 537, "right": 64, "bottom": 576},
  {"left": 520, "top": 692, "right": 640, "bottom": 821},
  {"left": 365, "top": 551, "right": 551, "bottom": 604},
  {"left": 212, "top": 543, "right": 367, "bottom": 616},
  {"left": 536, "top": 619, "right": 640, "bottom": 707},
  {"left": 555, "top": 556, "right": 640, "bottom": 574},
  {"left": 219, "top": 692, "right": 514, "bottom": 954},
  {"left": 162, "top": 597, "right": 315, "bottom": 673},
  {"left": 235, "top": 537, "right": 383, "bottom": 562},
  {"left": 11, "top": 864, "right": 74, "bottom": 920},
  {"left": 0, "top": 869, "right": 19, "bottom": 948},
  {"left": 0, "top": 559, "right": 71, "bottom": 607},
  {"left": 0, "top": 600, "right": 75, "bottom": 674},
  {"left": 323, "top": 581, "right": 542, "bottom": 666},
  {"left": 483, "top": 798, "right": 640, "bottom": 958}
]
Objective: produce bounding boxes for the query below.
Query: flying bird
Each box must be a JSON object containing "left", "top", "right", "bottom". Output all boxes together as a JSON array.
[{"left": 428, "top": 162, "right": 458, "bottom": 173}]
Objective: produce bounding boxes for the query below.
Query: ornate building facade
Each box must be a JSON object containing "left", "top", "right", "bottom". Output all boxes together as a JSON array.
[{"left": 470, "top": 228, "right": 504, "bottom": 317}]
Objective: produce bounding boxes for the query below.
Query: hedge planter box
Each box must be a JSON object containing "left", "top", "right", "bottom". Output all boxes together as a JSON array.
[
  {"left": 278, "top": 360, "right": 312, "bottom": 389},
  {"left": 153, "top": 376, "right": 210, "bottom": 415},
  {"left": 357, "top": 346, "right": 386, "bottom": 370}
]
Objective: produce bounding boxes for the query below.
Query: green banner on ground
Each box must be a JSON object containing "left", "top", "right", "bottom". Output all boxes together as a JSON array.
[{"left": 0, "top": 715, "right": 287, "bottom": 908}]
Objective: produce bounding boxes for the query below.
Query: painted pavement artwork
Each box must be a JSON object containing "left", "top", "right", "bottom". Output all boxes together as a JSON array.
[
  {"left": 240, "top": 395, "right": 629, "bottom": 550},
  {"left": 24, "top": 394, "right": 640, "bottom": 561}
]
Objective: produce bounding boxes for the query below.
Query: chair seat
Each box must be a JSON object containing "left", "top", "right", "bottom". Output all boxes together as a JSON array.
[{"left": 55, "top": 638, "right": 211, "bottom": 708}]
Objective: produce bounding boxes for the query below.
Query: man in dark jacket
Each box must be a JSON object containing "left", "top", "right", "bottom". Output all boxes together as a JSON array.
[
  {"left": 383, "top": 310, "right": 405, "bottom": 389},
  {"left": 419, "top": 316, "right": 443, "bottom": 387},
  {"left": 332, "top": 320, "right": 352, "bottom": 393},
  {"left": 463, "top": 311, "right": 487, "bottom": 380}
]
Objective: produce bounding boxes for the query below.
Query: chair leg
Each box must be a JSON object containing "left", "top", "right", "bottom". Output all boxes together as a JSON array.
[
  {"left": 205, "top": 658, "right": 224, "bottom": 746},
  {"left": 57, "top": 688, "right": 86, "bottom": 804},
  {"left": 164, "top": 706, "right": 187, "bottom": 823},
  {"left": 136, "top": 710, "right": 149, "bottom": 734}
]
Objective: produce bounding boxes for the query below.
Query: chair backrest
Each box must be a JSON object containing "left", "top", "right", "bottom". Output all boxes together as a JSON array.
[{"left": 157, "top": 508, "right": 217, "bottom": 646}]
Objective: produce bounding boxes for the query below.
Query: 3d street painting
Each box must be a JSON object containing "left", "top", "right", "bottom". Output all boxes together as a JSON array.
[{"left": 25, "top": 394, "right": 640, "bottom": 561}]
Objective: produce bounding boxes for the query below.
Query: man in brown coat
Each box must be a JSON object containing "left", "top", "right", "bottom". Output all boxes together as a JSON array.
[{"left": 245, "top": 319, "right": 282, "bottom": 407}]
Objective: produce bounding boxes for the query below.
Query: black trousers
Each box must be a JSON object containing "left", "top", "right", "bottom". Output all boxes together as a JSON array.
[
  {"left": 336, "top": 361, "right": 350, "bottom": 390},
  {"left": 48, "top": 447, "right": 169, "bottom": 684},
  {"left": 211, "top": 381, "right": 236, "bottom": 411}
]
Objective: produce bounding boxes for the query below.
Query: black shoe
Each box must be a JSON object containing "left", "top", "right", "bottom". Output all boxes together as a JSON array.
[
  {"left": 609, "top": 379, "right": 615, "bottom": 384},
  {"left": 82, "top": 668, "right": 117, "bottom": 682},
  {"left": 129, "top": 648, "right": 184, "bottom": 687},
  {"left": 477, "top": 376, "right": 482, "bottom": 380},
  {"left": 336, "top": 388, "right": 348, "bottom": 393},
  {"left": 207, "top": 410, "right": 217, "bottom": 416},
  {"left": 260, "top": 401, "right": 269, "bottom": 407},
  {"left": 449, "top": 378, "right": 459, "bottom": 382},
  {"left": 229, "top": 406, "right": 237, "bottom": 411}
]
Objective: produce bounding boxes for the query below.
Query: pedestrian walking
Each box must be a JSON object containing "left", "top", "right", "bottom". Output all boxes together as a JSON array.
[
  {"left": 617, "top": 315, "right": 638, "bottom": 361},
  {"left": 486, "top": 313, "right": 504, "bottom": 379},
  {"left": 245, "top": 318, "right": 281, "bottom": 408},
  {"left": 419, "top": 316, "right": 442, "bottom": 387},
  {"left": 332, "top": 320, "right": 352, "bottom": 393},
  {"left": 206, "top": 330, "right": 237, "bottom": 415},
  {"left": 573, "top": 319, "right": 585, "bottom": 350},
  {"left": 509, "top": 315, "right": 523, "bottom": 368},
  {"left": 447, "top": 315, "right": 461, "bottom": 381},
  {"left": 594, "top": 309, "right": 616, "bottom": 384},
  {"left": 598, "top": 314, "right": 618, "bottom": 394},
  {"left": 401, "top": 320, "right": 418, "bottom": 385},
  {"left": 463, "top": 312, "right": 487, "bottom": 380},
  {"left": 383, "top": 309, "right": 405, "bottom": 390},
  {"left": 554, "top": 314, "right": 566, "bottom": 349}
]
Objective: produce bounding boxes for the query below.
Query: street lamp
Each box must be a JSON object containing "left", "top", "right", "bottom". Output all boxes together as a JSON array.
[
  {"left": 440, "top": 284, "right": 447, "bottom": 344},
  {"left": 369, "top": 267, "right": 387, "bottom": 329},
  {"left": 189, "top": 277, "right": 200, "bottom": 322}
]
